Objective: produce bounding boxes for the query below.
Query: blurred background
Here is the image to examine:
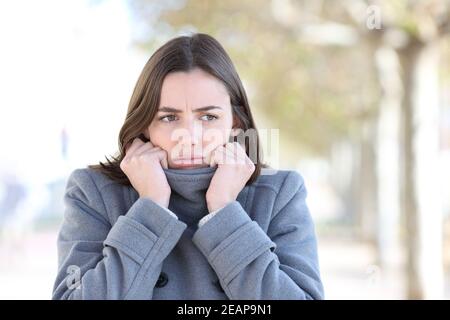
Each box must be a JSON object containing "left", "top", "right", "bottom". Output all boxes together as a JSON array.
[{"left": 0, "top": 0, "right": 449, "bottom": 299}]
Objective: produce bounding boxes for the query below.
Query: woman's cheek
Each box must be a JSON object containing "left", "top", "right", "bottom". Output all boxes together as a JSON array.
[{"left": 146, "top": 128, "right": 167, "bottom": 151}]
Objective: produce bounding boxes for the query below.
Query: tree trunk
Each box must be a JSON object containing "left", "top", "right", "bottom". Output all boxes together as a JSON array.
[
  {"left": 357, "top": 117, "right": 378, "bottom": 245},
  {"left": 373, "top": 46, "right": 402, "bottom": 270},
  {"left": 399, "top": 39, "right": 443, "bottom": 299}
]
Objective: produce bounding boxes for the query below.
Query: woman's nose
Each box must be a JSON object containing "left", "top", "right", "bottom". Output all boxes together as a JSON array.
[
  {"left": 179, "top": 121, "right": 203, "bottom": 144},
  {"left": 174, "top": 122, "right": 204, "bottom": 159}
]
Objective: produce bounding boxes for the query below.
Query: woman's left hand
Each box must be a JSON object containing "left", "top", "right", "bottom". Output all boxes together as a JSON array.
[{"left": 206, "top": 142, "right": 256, "bottom": 213}]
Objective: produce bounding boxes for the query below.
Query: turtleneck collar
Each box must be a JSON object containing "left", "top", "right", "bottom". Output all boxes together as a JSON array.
[
  {"left": 126, "top": 165, "right": 251, "bottom": 228},
  {"left": 162, "top": 165, "right": 218, "bottom": 227},
  {"left": 163, "top": 166, "right": 217, "bottom": 199}
]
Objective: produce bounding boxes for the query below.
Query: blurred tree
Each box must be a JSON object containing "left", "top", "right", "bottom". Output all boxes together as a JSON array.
[
  {"left": 127, "top": 0, "right": 379, "bottom": 158},
  {"left": 126, "top": 0, "right": 450, "bottom": 299},
  {"left": 342, "top": 0, "right": 450, "bottom": 299},
  {"left": 127, "top": 0, "right": 381, "bottom": 237}
]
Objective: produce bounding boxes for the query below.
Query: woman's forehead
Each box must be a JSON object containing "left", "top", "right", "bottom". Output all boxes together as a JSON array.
[{"left": 159, "top": 69, "right": 231, "bottom": 111}]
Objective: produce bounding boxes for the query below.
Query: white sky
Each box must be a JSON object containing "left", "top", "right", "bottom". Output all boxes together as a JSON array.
[{"left": 0, "top": 0, "right": 148, "bottom": 184}]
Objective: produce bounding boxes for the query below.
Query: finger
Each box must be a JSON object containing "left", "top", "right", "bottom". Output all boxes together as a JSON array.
[
  {"left": 210, "top": 153, "right": 220, "bottom": 167},
  {"left": 216, "top": 147, "right": 230, "bottom": 165},
  {"left": 224, "top": 143, "right": 246, "bottom": 164},
  {"left": 227, "top": 141, "right": 247, "bottom": 158},
  {"left": 209, "top": 149, "right": 217, "bottom": 167},
  {"left": 204, "top": 146, "right": 216, "bottom": 167},
  {"left": 209, "top": 146, "right": 225, "bottom": 167},
  {"left": 139, "top": 146, "right": 169, "bottom": 169},
  {"left": 224, "top": 149, "right": 245, "bottom": 165},
  {"left": 161, "top": 156, "right": 168, "bottom": 169},
  {"left": 150, "top": 148, "right": 169, "bottom": 169},
  {"left": 208, "top": 146, "right": 218, "bottom": 167},
  {"left": 125, "top": 137, "right": 145, "bottom": 156},
  {"left": 135, "top": 142, "right": 156, "bottom": 156},
  {"left": 209, "top": 151, "right": 216, "bottom": 167},
  {"left": 141, "top": 146, "right": 169, "bottom": 169},
  {"left": 231, "top": 142, "right": 253, "bottom": 165},
  {"left": 227, "top": 137, "right": 245, "bottom": 150},
  {"left": 154, "top": 148, "right": 168, "bottom": 169}
]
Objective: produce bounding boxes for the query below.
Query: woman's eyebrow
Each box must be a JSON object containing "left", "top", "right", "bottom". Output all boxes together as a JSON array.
[{"left": 158, "top": 106, "right": 223, "bottom": 113}]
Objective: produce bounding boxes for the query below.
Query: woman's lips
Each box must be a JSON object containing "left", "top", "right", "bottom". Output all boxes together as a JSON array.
[
  {"left": 174, "top": 157, "right": 203, "bottom": 163},
  {"left": 173, "top": 163, "right": 207, "bottom": 169},
  {"left": 172, "top": 157, "right": 206, "bottom": 167}
]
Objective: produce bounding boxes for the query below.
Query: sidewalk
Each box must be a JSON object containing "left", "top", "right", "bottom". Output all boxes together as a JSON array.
[{"left": 0, "top": 227, "right": 448, "bottom": 299}]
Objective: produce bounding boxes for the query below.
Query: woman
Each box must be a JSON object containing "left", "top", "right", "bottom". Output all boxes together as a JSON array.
[{"left": 52, "top": 33, "right": 324, "bottom": 300}]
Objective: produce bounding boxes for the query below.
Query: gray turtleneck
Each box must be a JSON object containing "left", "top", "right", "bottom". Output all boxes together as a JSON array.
[
  {"left": 162, "top": 166, "right": 224, "bottom": 227},
  {"left": 52, "top": 165, "right": 324, "bottom": 300}
]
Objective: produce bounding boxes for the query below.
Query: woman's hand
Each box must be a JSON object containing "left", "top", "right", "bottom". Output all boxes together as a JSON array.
[
  {"left": 120, "top": 137, "right": 171, "bottom": 208},
  {"left": 206, "top": 142, "right": 255, "bottom": 213}
]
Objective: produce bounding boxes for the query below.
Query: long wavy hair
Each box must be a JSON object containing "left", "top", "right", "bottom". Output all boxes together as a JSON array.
[{"left": 88, "top": 33, "right": 268, "bottom": 186}]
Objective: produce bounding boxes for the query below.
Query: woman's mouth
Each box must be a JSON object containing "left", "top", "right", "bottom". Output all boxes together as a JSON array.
[{"left": 172, "top": 157, "right": 206, "bottom": 168}]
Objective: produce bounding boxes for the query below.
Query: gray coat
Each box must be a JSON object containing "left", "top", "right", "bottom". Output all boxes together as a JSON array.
[{"left": 52, "top": 165, "right": 324, "bottom": 299}]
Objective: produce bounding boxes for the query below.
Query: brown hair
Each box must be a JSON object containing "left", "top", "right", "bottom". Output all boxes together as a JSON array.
[{"left": 88, "top": 33, "right": 268, "bottom": 186}]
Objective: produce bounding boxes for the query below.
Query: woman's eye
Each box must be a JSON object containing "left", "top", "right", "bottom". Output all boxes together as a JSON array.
[
  {"left": 158, "top": 114, "right": 218, "bottom": 123},
  {"left": 159, "top": 115, "right": 177, "bottom": 122},
  {"left": 200, "top": 114, "right": 218, "bottom": 121}
]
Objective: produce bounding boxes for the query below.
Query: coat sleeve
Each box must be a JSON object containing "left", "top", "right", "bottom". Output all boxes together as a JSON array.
[
  {"left": 52, "top": 169, "right": 187, "bottom": 300},
  {"left": 192, "top": 171, "right": 324, "bottom": 299}
]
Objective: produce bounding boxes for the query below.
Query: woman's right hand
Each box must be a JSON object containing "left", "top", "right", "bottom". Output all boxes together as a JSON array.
[{"left": 120, "top": 137, "right": 171, "bottom": 208}]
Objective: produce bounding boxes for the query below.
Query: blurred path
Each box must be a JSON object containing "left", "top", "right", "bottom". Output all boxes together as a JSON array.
[
  {"left": 0, "top": 228, "right": 57, "bottom": 299},
  {"left": 0, "top": 228, "right": 448, "bottom": 299}
]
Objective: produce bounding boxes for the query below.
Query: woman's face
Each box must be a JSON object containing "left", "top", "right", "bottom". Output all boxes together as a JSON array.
[{"left": 145, "top": 68, "right": 235, "bottom": 169}]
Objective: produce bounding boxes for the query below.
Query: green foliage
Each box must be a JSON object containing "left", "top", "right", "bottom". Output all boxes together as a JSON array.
[{"left": 126, "top": 0, "right": 449, "bottom": 158}]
